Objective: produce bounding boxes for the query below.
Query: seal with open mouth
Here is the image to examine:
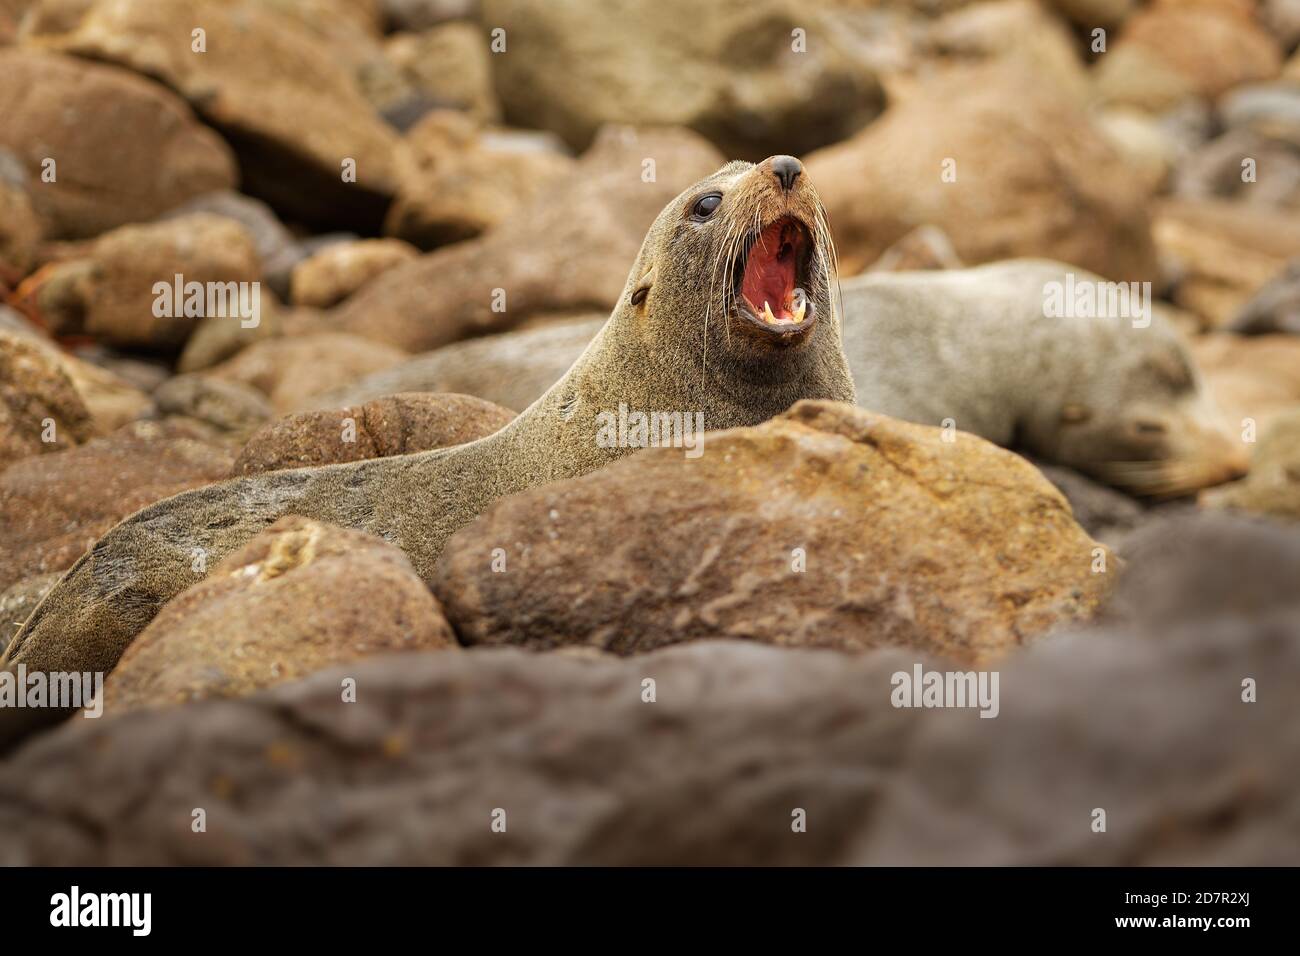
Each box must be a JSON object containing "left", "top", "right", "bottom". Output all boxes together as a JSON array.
[{"left": 0, "top": 155, "right": 855, "bottom": 748}]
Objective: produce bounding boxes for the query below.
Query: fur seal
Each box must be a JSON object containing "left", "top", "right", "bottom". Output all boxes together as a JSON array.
[
  {"left": 0, "top": 155, "right": 854, "bottom": 747},
  {"left": 839, "top": 261, "right": 1249, "bottom": 497}
]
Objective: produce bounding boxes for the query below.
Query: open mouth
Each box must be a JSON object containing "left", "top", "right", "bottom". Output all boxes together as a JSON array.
[{"left": 733, "top": 216, "right": 816, "bottom": 337}]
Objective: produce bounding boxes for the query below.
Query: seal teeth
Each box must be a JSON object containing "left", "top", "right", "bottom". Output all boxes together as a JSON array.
[
  {"left": 791, "top": 290, "right": 806, "bottom": 324},
  {"left": 763, "top": 300, "right": 777, "bottom": 325}
]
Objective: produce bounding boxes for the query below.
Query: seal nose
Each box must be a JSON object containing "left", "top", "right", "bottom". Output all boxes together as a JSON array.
[{"left": 769, "top": 155, "right": 802, "bottom": 192}]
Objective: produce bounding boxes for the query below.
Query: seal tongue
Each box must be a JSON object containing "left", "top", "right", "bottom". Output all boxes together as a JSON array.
[{"left": 742, "top": 217, "right": 804, "bottom": 322}]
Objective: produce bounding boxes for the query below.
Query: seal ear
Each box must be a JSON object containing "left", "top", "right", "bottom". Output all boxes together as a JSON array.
[{"left": 630, "top": 265, "right": 655, "bottom": 306}]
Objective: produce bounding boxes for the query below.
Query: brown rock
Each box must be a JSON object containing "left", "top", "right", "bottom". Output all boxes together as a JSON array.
[
  {"left": 234, "top": 392, "right": 514, "bottom": 475},
  {"left": 331, "top": 126, "right": 723, "bottom": 351},
  {"left": 0, "top": 154, "right": 41, "bottom": 279},
  {"left": 101, "top": 516, "right": 457, "bottom": 714},
  {"left": 22, "top": 213, "right": 262, "bottom": 351},
  {"left": 434, "top": 401, "right": 1113, "bottom": 663},
  {"left": 384, "top": 111, "right": 574, "bottom": 249},
  {"left": 1095, "top": 0, "right": 1283, "bottom": 110},
  {"left": 0, "top": 49, "right": 238, "bottom": 239},
  {"left": 0, "top": 330, "right": 94, "bottom": 463},
  {"left": 26, "top": 0, "right": 402, "bottom": 231},
  {"left": 206, "top": 332, "right": 410, "bottom": 412},
  {"left": 0, "top": 419, "right": 234, "bottom": 593},
  {"left": 1201, "top": 408, "right": 1300, "bottom": 522},
  {"left": 304, "top": 315, "right": 603, "bottom": 413},
  {"left": 1, "top": 606, "right": 1293, "bottom": 864},
  {"left": 152, "top": 373, "right": 275, "bottom": 439},
  {"left": 382, "top": 21, "right": 499, "bottom": 122},
  {"left": 0, "top": 572, "right": 60, "bottom": 658},
  {"left": 1192, "top": 333, "right": 1300, "bottom": 435},
  {"left": 867, "top": 225, "right": 964, "bottom": 273},
  {"left": 482, "top": 0, "right": 884, "bottom": 160},
  {"left": 1230, "top": 259, "right": 1300, "bottom": 335},
  {"left": 1174, "top": 129, "right": 1300, "bottom": 210},
  {"left": 1155, "top": 199, "right": 1300, "bottom": 329},
  {"left": 290, "top": 239, "right": 419, "bottom": 308},
  {"left": 805, "top": 64, "right": 1158, "bottom": 280}
]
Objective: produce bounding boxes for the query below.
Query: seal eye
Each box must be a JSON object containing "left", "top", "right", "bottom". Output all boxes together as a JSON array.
[{"left": 691, "top": 193, "right": 722, "bottom": 221}]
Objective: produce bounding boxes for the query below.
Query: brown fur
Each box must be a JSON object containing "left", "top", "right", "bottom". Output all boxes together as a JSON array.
[{"left": 0, "top": 157, "right": 854, "bottom": 748}]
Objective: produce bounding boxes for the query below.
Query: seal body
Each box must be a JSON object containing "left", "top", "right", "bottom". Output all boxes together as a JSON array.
[{"left": 0, "top": 156, "right": 854, "bottom": 747}]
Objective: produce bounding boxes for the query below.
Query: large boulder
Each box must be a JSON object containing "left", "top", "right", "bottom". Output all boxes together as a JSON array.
[
  {"left": 290, "top": 239, "right": 419, "bottom": 308},
  {"left": 0, "top": 420, "right": 235, "bottom": 593},
  {"left": 434, "top": 401, "right": 1114, "bottom": 663},
  {"left": 382, "top": 21, "right": 500, "bottom": 123},
  {"left": 329, "top": 126, "right": 723, "bottom": 351},
  {"left": 481, "top": 0, "right": 884, "bottom": 160},
  {"left": 101, "top": 517, "right": 458, "bottom": 715},
  {"left": 233, "top": 392, "right": 514, "bottom": 475},
  {"left": 19, "top": 214, "right": 262, "bottom": 351},
  {"left": 0, "top": 151, "right": 42, "bottom": 278},
  {"left": 25, "top": 0, "right": 402, "bottom": 231},
  {"left": 0, "top": 330, "right": 94, "bottom": 463},
  {"left": 0, "top": 50, "right": 237, "bottom": 239},
  {"left": 804, "top": 64, "right": 1158, "bottom": 280}
]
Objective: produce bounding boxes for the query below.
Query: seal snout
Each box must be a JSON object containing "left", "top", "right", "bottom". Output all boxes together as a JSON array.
[{"left": 767, "top": 155, "right": 803, "bottom": 192}]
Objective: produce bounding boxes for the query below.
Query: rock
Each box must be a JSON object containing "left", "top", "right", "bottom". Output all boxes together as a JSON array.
[
  {"left": 233, "top": 392, "right": 514, "bottom": 475},
  {"left": 1095, "top": 0, "right": 1283, "bottom": 111},
  {"left": 0, "top": 420, "right": 234, "bottom": 593},
  {"left": 867, "top": 225, "right": 964, "bottom": 273},
  {"left": 0, "top": 573, "right": 59, "bottom": 658},
  {"left": 1173, "top": 129, "right": 1300, "bottom": 209},
  {"left": 19, "top": 214, "right": 262, "bottom": 351},
  {"left": 206, "top": 333, "right": 410, "bottom": 412},
  {"left": 290, "top": 239, "right": 419, "bottom": 308},
  {"left": 1230, "top": 259, "right": 1300, "bottom": 335},
  {"left": 37, "top": 342, "right": 151, "bottom": 435},
  {"left": 1032, "top": 460, "right": 1150, "bottom": 549},
  {"left": 434, "top": 401, "right": 1113, "bottom": 663},
  {"left": 26, "top": 0, "right": 402, "bottom": 232},
  {"left": 1191, "top": 333, "right": 1300, "bottom": 435},
  {"left": 1094, "top": 108, "right": 1178, "bottom": 195},
  {"left": 1265, "top": 0, "right": 1300, "bottom": 50},
  {"left": 101, "top": 517, "right": 457, "bottom": 714},
  {"left": 159, "top": 191, "right": 299, "bottom": 299},
  {"left": 330, "top": 126, "right": 723, "bottom": 351},
  {"left": 0, "top": 151, "right": 41, "bottom": 279},
  {"left": 1201, "top": 409, "right": 1300, "bottom": 522},
  {"left": 1, "top": 612, "right": 1294, "bottom": 864},
  {"left": 0, "top": 50, "right": 238, "bottom": 239},
  {"left": 176, "top": 308, "right": 290, "bottom": 375},
  {"left": 304, "top": 315, "right": 604, "bottom": 413},
  {"left": 0, "top": 330, "right": 94, "bottom": 463},
  {"left": 382, "top": 0, "right": 476, "bottom": 31},
  {"left": 384, "top": 111, "right": 574, "bottom": 249},
  {"left": 1046, "top": 0, "right": 1134, "bottom": 28},
  {"left": 152, "top": 374, "right": 275, "bottom": 439},
  {"left": 482, "top": 0, "right": 884, "bottom": 159},
  {"left": 805, "top": 64, "right": 1158, "bottom": 280},
  {"left": 382, "top": 22, "right": 499, "bottom": 122},
  {"left": 1155, "top": 199, "right": 1300, "bottom": 329},
  {"left": 1221, "top": 82, "right": 1300, "bottom": 150}
]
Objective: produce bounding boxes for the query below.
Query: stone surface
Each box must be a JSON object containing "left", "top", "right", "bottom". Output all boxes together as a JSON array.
[
  {"left": 1033, "top": 460, "right": 1151, "bottom": 550},
  {"left": 0, "top": 420, "right": 235, "bottom": 593},
  {"left": 152, "top": 374, "right": 275, "bottom": 439},
  {"left": 159, "top": 190, "right": 299, "bottom": 298},
  {"left": 26, "top": 0, "right": 402, "bottom": 231},
  {"left": 0, "top": 608, "right": 1293, "bottom": 864},
  {"left": 1230, "top": 259, "right": 1300, "bottom": 335},
  {"left": 435, "top": 401, "right": 1113, "bottom": 663},
  {"left": 331, "top": 126, "right": 723, "bottom": 351},
  {"left": 0, "top": 152, "right": 41, "bottom": 279},
  {"left": 805, "top": 64, "right": 1158, "bottom": 280},
  {"left": 101, "top": 516, "right": 458, "bottom": 714},
  {"left": 205, "top": 333, "right": 410, "bottom": 412},
  {"left": 382, "top": 21, "right": 499, "bottom": 122},
  {"left": 482, "top": 0, "right": 884, "bottom": 160},
  {"left": 20, "top": 214, "right": 261, "bottom": 351},
  {"left": 290, "top": 239, "right": 419, "bottom": 308},
  {"left": 1094, "top": 0, "right": 1283, "bottom": 111},
  {"left": 233, "top": 392, "right": 514, "bottom": 475},
  {"left": 305, "top": 315, "right": 603, "bottom": 413},
  {"left": 384, "top": 111, "right": 574, "bottom": 249},
  {"left": 1201, "top": 409, "right": 1300, "bottom": 523},
  {"left": 0, "top": 49, "right": 238, "bottom": 239},
  {"left": 1192, "top": 333, "right": 1300, "bottom": 436},
  {"left": 0, "top": 330, "right": 94, "bottom": 463}
]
